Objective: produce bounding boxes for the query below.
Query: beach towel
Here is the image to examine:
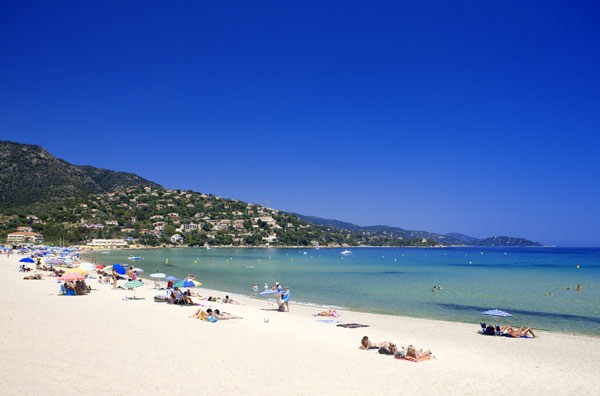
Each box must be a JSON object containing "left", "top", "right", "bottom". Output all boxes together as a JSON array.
[
  {"left": 336, "top": 323, "right": 369, "bottom": 328},
  {"left": 316, "top": 319, "right": 342, "bottom": 324},
  {"left": 395, "top": 354, "right": 432, "bottom": 362}
]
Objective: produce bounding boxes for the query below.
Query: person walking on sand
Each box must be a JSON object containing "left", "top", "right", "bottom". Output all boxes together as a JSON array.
[
  {"left": 112, "top": 269, "right": 118, "bottom": 289},
  {"left": 281, "top": 286, "right": 290, "bottom": 312}
]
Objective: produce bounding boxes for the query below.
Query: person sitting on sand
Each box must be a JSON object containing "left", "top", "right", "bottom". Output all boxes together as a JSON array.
[
  {"left": 359, "top": 336, "right": 390, "bottom": 350},
  {"left": 317, "top": 309, "right": 340, "bottom": 317},
  {"left": 500, "top": 325, "right": 537, "bottom": 338}
]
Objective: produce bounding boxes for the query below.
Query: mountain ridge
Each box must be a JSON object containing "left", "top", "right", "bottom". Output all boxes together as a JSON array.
[{"left": 0, "top": 141, "right": 542, "bottom": 247}]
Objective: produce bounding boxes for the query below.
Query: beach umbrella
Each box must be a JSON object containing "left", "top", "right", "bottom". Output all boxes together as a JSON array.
[
  {"left": 124, "top": 280, "right": 144, "bottom": 299},
  {"left": 132, "top": 267, "right": 144, "bottom": 273},
  {"left": 166, "top": 276, "right": 178, "bottom": 281},
  {"left": 102, "top": 265, "right": 113, "bottom": 272},
  {"left": 150, "top": 272, "right": 166, "bottom": 289},
  {"left": 113, "top": 264, "right": 126, "bottom": 275},
  {"left": 66, "top": 268, "right": 88, "bottom": 275},
  {"left": 19, "top": 257, "right": 35, "bottom": 263},
  {"left": 174, "top": 279, "right": 202, "bottom": 288},
  {"left": 259, "top": 289, "right": 279, "bottom": 296},
  {"left": 482, "top": 309, "right": 512, "bottom": 324},
  {"left": 59, "top": 272, "right": 85, "bottom": 281},
  {"left": 95, "top": 265, "right": 105, "bottom": 270},
  {"left": 78, "top": 263, "right": 96, "bottom": 271},
  {"left": 45, "top": 258, "right": 64, "bottom": 265}
]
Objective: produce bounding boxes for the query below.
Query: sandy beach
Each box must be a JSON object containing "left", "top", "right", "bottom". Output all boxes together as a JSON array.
[{"left": 1, "top": 254, "right": 598, "bottom": 396}]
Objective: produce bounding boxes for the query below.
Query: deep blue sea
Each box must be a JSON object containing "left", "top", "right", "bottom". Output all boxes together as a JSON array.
[{"left": 94, "top": 247, "right": 600, "bottom": 336}]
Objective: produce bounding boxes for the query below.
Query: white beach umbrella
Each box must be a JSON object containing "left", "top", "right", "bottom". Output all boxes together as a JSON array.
[
  {"left": 78, "top": 262, "right": 96, "bottom": 271},
  {"left": 150, "top": 272, "right": 166, "bottom": 289}
]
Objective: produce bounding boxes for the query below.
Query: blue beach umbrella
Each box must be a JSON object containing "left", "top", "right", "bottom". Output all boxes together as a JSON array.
[
  {"left": 113, "top": 264, "right": 126, "bottom": 275},
  {"left": 19, "top": 257, "right": 35, "bottom": 263},
  {"left": 482, "top": 309, "right": 512, "bottom": 324}
]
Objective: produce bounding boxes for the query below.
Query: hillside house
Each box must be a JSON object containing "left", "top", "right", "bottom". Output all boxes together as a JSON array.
[{"left": 170, "top": 234, "right": 184, "bottom": 244}]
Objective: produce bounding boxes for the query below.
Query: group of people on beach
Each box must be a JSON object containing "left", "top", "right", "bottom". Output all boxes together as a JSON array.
[{"left": 359, "top": 336, "right": 433, "bottom": 361}]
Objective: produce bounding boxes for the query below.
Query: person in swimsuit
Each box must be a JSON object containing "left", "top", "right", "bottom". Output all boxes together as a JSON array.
[
  {"left": 359, "top": 336, "right": 390, "bottom": 350},
  {"left": 406, "top": 345, "right": 432, "bottom": 359},
  {"left": 500, "top": 325, "right": 537, "bottom": 338},
  {"left": 317, "top": 309, "right": 339, "bottom": 317}
]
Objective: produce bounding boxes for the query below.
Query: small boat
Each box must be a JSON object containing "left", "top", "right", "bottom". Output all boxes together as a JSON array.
[
  {"left": 341, "top": 250, "right": 352, "bottom": 255},
  {"left": 128, "top": 256, "right": 142, "bottom": 261}
]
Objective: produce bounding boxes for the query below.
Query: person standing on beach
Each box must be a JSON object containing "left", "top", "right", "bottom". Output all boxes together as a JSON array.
[
  {"left": 281, "top": 286, "right": 290, "bottom": 312},
  {"left": 112, "top": 269, "right": 118, "bottom": 289}
]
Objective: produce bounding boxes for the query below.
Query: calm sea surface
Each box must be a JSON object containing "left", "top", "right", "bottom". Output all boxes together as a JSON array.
[{"left": 94, "top": 247, "right": 600, "bottom": 336}]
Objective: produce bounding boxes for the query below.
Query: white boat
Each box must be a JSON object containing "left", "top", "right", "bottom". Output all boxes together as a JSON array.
[
  {"left": 341, "top": 250, "right": 352, "bottom": 255},
  {"left": 128, "top": 256, "right": 142, "bottom": 261}
]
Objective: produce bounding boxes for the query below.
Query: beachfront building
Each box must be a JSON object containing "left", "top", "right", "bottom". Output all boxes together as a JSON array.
[
  {"left": 87, "top": 239, "right": 128, "bottom": 248},
  {"left": 6, "top": 231, "right": 44, "bottom": 244},
  {"left": 170, "top": 234, "right": 184, "bottom": 244}
]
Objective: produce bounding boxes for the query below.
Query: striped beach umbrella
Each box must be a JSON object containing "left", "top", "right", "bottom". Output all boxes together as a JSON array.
[
  {"left": 482, "top": 309, "right": 512, "bottom": 324},
  {"left": 124, "top": 280, "right": 144, "bottom": 300}
]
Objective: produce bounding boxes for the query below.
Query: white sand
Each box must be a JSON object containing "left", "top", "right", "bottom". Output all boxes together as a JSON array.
[{"left": 1, "top": 254, "right": 598, "bottom": 396}]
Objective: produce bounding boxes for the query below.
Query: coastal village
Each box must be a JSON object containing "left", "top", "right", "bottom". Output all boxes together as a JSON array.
[{"left": 1, "top": 186, "right": 363, "bottom": 248}]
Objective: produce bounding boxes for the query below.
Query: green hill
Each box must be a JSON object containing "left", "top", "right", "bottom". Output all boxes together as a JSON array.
[
  {"left": 0, "top": 141, "right": 542, "bottom": 247},
  {"left": 0, "top": 141, "right": 160, "bottom": 208}
]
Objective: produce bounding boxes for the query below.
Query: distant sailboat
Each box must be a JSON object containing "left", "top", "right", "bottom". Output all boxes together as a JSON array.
[{"left": 341, "top": 250, "right": 352, "bottom": 255}]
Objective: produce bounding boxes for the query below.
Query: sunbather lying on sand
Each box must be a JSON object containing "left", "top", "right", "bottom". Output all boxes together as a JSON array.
[
  {"left": 405, "top": 345, "right": 432, "bottom": 360},
  {"left": 500, "top": 325, "right": 537, "bottom": 338},
  {"left": 213, "top": 309, "right": 243, "bottom": 320},
  {"left": 317, "top": 309, "right": 340, "bottom": 317},
  {"left": 359, "top": 336, "right": 390, "bottom": 350},
  {"left": 192, "top": 308, "right": 213, "bottom": 319},
  {"left": 23, "top": 274, "right": 42, "bottom": 280}
]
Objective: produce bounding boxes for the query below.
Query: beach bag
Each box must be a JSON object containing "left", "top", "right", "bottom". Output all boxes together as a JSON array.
[{"left": 378, "top": 347, "right": 393, "bottom": 355}]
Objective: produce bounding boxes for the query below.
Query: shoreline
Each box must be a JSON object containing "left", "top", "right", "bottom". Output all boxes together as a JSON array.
[
  {"left": 84, "top": 247, "right": 599, "bottom": 338},
  {"left": 1, "top": 253, "right": 599, "bottom": 395}
]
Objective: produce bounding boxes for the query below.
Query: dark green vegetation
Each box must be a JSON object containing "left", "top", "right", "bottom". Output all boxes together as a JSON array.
[
  {"left": 0, "top": 141, "right": 159, "bottom": 208},
  {"left": 0, "top": 141, "right": 541, "bottom": 247}
]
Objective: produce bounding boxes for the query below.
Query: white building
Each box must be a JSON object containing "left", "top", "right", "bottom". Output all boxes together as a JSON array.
[
  {"left": 87, "top": 239, "right": 128, "bottom": 248},
  {"left": 7, "top": 232, "right": 44, "bottom": 244}
]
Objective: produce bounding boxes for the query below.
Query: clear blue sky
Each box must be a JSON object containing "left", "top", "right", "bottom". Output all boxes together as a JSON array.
[{"left": 2, "top": 1, "right": 599, "bottom": 246}]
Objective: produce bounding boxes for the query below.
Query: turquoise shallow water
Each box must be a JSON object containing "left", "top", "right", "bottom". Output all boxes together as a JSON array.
[{"left": 94, "top": 247, "right": 600, "bottom": 336}]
